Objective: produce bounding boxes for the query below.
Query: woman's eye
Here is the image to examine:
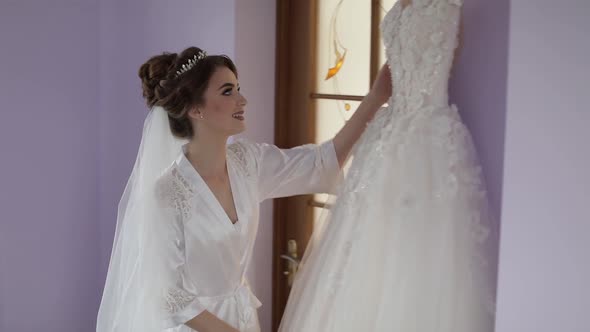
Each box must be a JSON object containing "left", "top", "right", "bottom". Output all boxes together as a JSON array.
[{"left": 223, "top": 89, "right": 232, "bottom": 96}]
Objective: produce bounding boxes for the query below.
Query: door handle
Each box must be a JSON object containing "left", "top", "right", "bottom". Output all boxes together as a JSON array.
[{"left": 280, "top": 239, "right": 300, "bottom": 287}]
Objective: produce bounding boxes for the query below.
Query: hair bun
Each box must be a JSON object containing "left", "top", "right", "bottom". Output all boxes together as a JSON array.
[{"left": 138, "top": 53, "right": 178, "bottom": 107}]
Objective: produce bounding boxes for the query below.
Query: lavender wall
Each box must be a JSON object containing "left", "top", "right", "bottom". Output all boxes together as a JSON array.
[
  {"left": 449, "top": 0, "right": 510, "bottom": 318},
  {"left": 496, "top": 1, "right": 590, "bottom": 331},
  {"left": 234, "top": 0, "right": 277, "bottom": 330},
  {"left": 0, "top": 0, "right": 237, "bottom": 330},
  {"left": 0, "top": 1, "right": 100, "bottom": 331},
  {"left": 450, "top": 0, "right": 509, "bottom": 219}
]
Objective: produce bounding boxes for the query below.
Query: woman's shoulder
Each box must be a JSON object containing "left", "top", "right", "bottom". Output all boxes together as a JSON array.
[
  {"left": 155, "top": 163, "right": 196, "bottom": 208},
  {"left": 228, "top": 137, "right": 277, "bottom": 157},
  {"left": 228, "top": 137, "right": 261, "bottom": 151},
  {"left": 227, "top": 138, "right": 265, "bottom": 177}
]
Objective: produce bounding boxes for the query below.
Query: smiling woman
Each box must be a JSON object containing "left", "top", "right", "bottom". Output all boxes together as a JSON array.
[
  {"left": 138, "top": 47, "right": 244, "bottom": 139},
  {"left": 96, "top": 44, "right": 390, "bottom": 332}
]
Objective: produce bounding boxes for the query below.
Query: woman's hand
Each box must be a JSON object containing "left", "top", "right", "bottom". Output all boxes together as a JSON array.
[
  {"left": 186, "top": 310, "right": 242, "bottom": 332},
  {"left": 332, "top": 64, "right": 394, "bottom": 166},
  {"left": 367, "top": 64, "right": 393, "bottom": 107}
]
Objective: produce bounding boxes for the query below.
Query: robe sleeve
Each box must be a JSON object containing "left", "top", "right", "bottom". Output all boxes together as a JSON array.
[
  {"left": 244, "top": 139, "right": 343, "bottom": 201},
  {"left": 155, "top": 170, "right": 207, "bottom": 328}
]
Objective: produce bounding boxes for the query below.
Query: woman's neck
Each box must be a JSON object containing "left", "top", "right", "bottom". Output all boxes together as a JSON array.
[{"left": 184, "top": 131, "right": 229, "bottom": 179}]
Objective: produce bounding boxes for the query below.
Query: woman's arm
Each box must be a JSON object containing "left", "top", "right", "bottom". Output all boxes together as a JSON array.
[
  {"left": 333, "top": 64, "right": 393, "bottom": 166},
  {"left": 249, "top": 66, "right": 391, "bottom": 199},
  {"left": 186, "top": 310, "right": 239, "bottom": 332}
]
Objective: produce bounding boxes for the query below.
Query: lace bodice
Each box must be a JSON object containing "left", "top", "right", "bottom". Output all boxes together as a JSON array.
[{"left": 381, "top": 0, "right": 462, "bottom": 112}]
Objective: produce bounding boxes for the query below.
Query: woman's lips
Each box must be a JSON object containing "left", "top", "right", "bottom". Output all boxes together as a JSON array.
[{"left": 232, "top": 111, "right": 244, "bottom": 121}]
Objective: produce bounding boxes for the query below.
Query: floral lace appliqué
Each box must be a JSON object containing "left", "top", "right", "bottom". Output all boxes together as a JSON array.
[
  {"left": 156, "top": 166, "right": 196, "bottom": 222},
  {"left": 164, "top": 287, "right": 196, "bottom": 314},
  {"left": 228, "top": 139, "right": 257, "bottom": 178}
]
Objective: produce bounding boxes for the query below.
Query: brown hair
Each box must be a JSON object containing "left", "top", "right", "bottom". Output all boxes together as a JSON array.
[{"left": 138, "top": 46, "right": 238, "bottom": 138}]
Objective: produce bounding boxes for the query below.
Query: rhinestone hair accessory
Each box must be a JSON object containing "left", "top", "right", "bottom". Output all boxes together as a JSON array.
[{"left": 175, "top": 50, "right": 207, "bottom": 77}]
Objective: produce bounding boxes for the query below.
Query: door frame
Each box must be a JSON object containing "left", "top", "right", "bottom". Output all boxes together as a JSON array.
[
  {"left": 272, "top": 0, "right": 318, "bottom": 329},
  {"left": 271, "top": 0, "right": 383, "bottom": 329}
]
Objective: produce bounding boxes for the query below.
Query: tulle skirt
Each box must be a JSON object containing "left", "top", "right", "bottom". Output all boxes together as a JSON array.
[{"left": 279, "top": 104, "right": 496, "bottom": 332}]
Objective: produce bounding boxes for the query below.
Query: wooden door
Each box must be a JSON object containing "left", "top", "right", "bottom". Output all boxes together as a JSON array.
[{"left": 272, "top": 0, "right": 396, "bottom": 330}]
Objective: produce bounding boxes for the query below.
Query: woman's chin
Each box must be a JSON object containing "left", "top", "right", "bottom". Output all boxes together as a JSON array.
[{"left": 230, "top": 125, "right": 246, "bottom": 136}]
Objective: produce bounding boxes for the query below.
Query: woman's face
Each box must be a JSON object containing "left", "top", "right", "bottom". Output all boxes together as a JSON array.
[{"left": 191, "top": 66, "right": 247, "bottom": 137}]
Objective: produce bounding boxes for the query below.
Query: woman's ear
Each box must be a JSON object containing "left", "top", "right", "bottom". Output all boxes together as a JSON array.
[{"left": 188, "top": 106, "right": 204, "bottom": 120}]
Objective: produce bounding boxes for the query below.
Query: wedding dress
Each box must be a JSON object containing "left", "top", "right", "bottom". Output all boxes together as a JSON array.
[{"left": 279, "top": 0, "right": 496, "bottom": 331}]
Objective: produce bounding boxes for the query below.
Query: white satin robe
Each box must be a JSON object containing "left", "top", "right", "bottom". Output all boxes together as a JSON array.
[{"left": 155, "top": 138, "right": 341, "bottom": 332}]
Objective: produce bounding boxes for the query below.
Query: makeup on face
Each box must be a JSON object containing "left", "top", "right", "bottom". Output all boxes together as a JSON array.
[{"left": 217, "top": 81, "right": 246, "bottom": 122}]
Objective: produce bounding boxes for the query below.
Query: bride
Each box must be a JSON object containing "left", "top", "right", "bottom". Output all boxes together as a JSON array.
[{"left": 96, "top": 46, "right": 391, "bottom": 331}]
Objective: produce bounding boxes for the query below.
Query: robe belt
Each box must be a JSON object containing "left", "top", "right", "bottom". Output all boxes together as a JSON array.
[{"left": 196, "top": 282, "right": 262, "bottom": 326}]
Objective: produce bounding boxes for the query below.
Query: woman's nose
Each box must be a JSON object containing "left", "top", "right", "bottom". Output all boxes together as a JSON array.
[{"left": 238, "top": 93, "right": 248, "bottom": 106}]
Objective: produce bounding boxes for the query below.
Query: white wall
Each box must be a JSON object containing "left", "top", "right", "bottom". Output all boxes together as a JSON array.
[{"left": 496, "top": 1, "right": 590, "bottom": 331}]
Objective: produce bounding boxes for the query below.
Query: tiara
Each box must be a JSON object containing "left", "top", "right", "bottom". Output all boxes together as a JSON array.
[{"left": 175, "top": 50, "right": 207, "bottom": 77}]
